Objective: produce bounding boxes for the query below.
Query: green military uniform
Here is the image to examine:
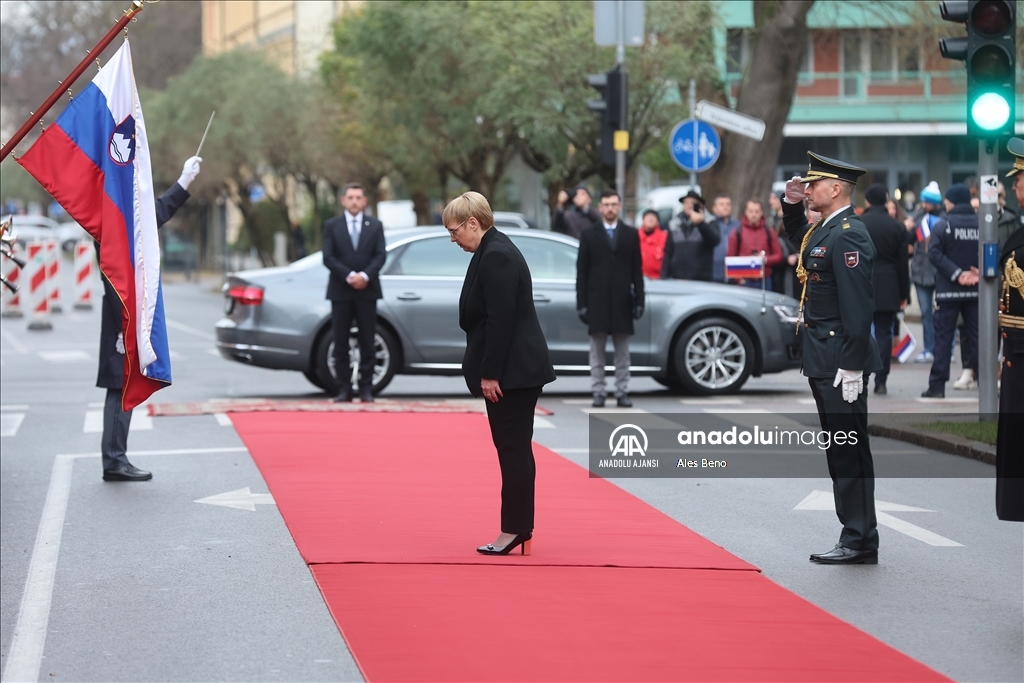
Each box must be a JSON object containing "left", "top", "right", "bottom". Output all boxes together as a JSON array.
[
  {"left": 783, "top": 152, "right": 882, "bottom": 559},
  {"left": 996, "top": 137, "right": 1024, "bottom": 522}
]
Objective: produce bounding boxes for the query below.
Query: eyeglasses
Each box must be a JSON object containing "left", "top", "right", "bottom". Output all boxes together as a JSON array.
[{"left": 446, "top": 221, "right": 466, "bottom": 236}]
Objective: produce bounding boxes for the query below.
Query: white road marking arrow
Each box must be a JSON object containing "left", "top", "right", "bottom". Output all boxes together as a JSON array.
[
  {"left": 194, "top": 487, "right": 276, "bottom": 511},
  {"left": 794, "top": 489, "right": 963, "bottom": 547}
]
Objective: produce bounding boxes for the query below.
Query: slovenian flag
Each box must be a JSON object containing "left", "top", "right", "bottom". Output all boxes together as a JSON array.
[
  {"left": 18, "top": 40, "right": 170, "bottom": 411},
  {"left": 916, "top": 214, "right": 935, "bottom": 244},
  {"left": 725, "top": 255, "right": 765, "bottom": 280}
]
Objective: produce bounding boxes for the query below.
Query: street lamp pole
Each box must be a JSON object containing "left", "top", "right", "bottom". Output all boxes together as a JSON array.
[{"left": 615, "top": 0, "right": 626, "bottom": 201}]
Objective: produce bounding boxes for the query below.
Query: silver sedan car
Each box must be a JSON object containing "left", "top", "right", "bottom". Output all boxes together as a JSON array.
[{"left": 215, "top": 228, "right": 802, "bottom": 395}]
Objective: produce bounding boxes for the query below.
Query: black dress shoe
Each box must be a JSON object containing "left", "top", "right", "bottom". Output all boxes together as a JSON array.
[
  {"left": 592, "top": 395, "right": 606, "bottom": 407},
  {"left": 103, "top": 464, "right": 152, "bottom": 482},
  {"left": 920, "top": 388, "right": 945, "bottom": 399},
  {"left": 332, "top": 387, "right": 353, "bottom": 403},
  {"left": 809, "top": 543, "right": 878, "bottom": 564},
  {"left": 359, "top": 386, "right": 374, "bottom": 403},
  {"left": 874, "top": 384, "right": 887, "bottom": 395},
  {"left": 477, "top": 533, "right": 532, "bottom": 556},
  {"left": 616, "top": 394, "right": 633, "bottom": 408}
]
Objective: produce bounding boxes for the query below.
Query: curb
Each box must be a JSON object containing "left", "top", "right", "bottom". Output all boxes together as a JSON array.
[{"left": 867, "top": 423, "right": 996, "bottom": 466}]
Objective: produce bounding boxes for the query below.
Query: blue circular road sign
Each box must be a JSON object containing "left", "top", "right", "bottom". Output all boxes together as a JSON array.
[{"left": 669, "top": 119, "right": 720, "bottom": 173}]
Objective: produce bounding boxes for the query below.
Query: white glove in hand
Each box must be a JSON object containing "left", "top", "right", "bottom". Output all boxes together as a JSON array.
[
  {"left": 115, "top": 332, "right": 125, "bottom": 354},
  {"left": 177, "top": 156, "right": 202, "bottom": 191},
  {"left": 833, "top": 368, "right": 863, "bottom": 403},
  {"left": 784, "top": 175, "right": 806, "bottom": 204}
]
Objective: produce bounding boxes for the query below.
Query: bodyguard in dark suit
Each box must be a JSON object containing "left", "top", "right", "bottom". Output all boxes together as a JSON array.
[
  {"left": 322, "top": 183, "right": 387, "bottom": 402},
  {"left": 576, "top": 189, "right": 645, "bottom": 407},
  {"left": 447, "top": 192, "right": 555, "bottom": 556},
  {"left": 783, "top": 152, "right": 882, "bottom": 565},
  {"left": 861, "top": 184, "right": 909, "bottom": 394},
  {"left": 98, "top": 156, "right": 201, "bottom": 482}
]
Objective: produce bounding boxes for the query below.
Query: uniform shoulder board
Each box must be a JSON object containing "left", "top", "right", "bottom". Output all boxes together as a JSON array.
[{"left": 842, "top": 221, "right": 851, "bottom": 229}]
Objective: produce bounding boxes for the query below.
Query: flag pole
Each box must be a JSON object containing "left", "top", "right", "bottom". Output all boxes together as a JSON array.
[{"left": 0, "top": 0, "right": 145, "bottom": 162}]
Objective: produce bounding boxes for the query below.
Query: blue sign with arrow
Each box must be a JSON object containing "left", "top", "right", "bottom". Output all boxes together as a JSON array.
[{"left": 669, "top": 119, "right": 720, "bottom": 173}]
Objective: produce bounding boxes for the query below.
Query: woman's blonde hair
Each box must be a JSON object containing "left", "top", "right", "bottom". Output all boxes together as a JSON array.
[{"left": 441, "top": 191, "right": 493, "bottom": 231}]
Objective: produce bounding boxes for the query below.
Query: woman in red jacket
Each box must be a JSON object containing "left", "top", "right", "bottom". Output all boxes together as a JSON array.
[{"left": 726, "top": 197, "right": 783, "bottom": 290}]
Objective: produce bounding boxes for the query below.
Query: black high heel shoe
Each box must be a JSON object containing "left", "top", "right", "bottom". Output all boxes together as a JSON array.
[{"left": 476, "top": 533, "right": 532, "bottom": 556}]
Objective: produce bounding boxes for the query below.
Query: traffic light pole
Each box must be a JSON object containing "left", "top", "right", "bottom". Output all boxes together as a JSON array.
[
  {"left": 978, "top": 140, "right": 999, "bottom": 419},
  {"left": 614, "top": 1, "right": 627, "bottom": 201}
]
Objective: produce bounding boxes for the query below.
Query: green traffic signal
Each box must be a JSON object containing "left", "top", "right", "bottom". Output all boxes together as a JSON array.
[{"left": 971, "top": 92, "right": 1011, "bottom": 130}]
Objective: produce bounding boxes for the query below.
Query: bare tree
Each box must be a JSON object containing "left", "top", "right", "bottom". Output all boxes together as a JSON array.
[{"left": 700, "top": 1, "right": 816, "bottom": 206}]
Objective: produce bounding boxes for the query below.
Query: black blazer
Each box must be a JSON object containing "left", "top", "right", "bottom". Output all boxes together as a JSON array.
[
  {"left": 459, "top": 228, "right": 556, "bottom": 397},
  {"left": 322, "top": 213, "right": 387, "bottom": 301},
  {"left": 576, "top": 220, "right": 645, "bottom": 335},
  {"left": 861, "top": 204, "right": 909, "bottom": 312},
  {"left": 96, "top": 183, "right": 190, "bottom": 390}
]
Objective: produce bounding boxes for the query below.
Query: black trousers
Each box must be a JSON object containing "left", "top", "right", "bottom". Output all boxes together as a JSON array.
[
  {"left": 101, "top": 387, "right": 132, "bottom": 470},
  {"left": 872, "top": 311, "right": 897, "bottom": 387},
  {"left": 484, "top": 386, "right": 542, "bottom": 534},
  {"left": 996, "top": 341, "right": 1024, "bottom": 522},
  {"left": 331, "top": 297, "right": 376, "bottom": 389},
  {"left": 929, "top": 298, "right": 978, "bottom": 391},
  {"left": 809, "top": 376, "right": 879, "bottom": 551}
]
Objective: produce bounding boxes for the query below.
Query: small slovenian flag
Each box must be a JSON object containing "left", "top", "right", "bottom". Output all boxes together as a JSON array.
[
  {"left": 725, "top": 255, "right": 765, "bottom": 280},
  {"left": 892, "top": 321, "right": 917, "bottom": 363},
  {"left": 916, "top": 215, "right": 934, "bottom": 244},
  {"left": 18, "top": 40, "right": 170, "bottom": 411}
]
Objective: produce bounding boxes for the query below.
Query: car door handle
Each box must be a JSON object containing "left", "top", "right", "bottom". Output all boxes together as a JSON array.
[
  {"left": 396, "top": 293, "right": 422, "bottom": 301},
  {"left": 533, "top": 294, "right": 551, "bottom": 304}
]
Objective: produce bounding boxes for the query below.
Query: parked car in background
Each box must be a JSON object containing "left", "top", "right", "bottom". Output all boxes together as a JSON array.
[
  {"left": 215, "top": 228, "right": 802, "bottom": 397},
  {"left": 633, "top": 185, "right": 701, "bottom": 229},
  {"left": 0, "top": 215, "right": 89, "bottom": 252},
  {"left": 492, "top": 211, "right": 536, "bottom": 230},
  {"left": 162, "top": 232, "right": 199, "bottom": 270}
]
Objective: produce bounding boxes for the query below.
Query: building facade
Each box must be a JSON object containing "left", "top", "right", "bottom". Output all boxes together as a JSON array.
[{"left": 716, "top": 1, "right": 1023, "bottom": 208}]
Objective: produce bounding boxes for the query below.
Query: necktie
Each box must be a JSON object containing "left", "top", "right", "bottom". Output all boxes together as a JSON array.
[
  {"left": 607, "top": 226, "right": 615, "bottom": 242},
  {"left": 350, "top": 218, "right": 360, "bottom": 248}
]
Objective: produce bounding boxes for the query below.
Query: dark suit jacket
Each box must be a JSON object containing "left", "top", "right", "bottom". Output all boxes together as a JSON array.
[
  {"left": 322, "top": 213, "right": 387, "bottom": 301},
  {"left": 459, "top": 228, "right": 556, "bottom": 397},
  {"left": 576, "top": 220, "right": 645, "bottom": 335},
  {"left": 97, "top": 183, "right": 190, "bottom": 389},
  {"left": 861, "top": 204, "right": 909, "bottom": 312}
]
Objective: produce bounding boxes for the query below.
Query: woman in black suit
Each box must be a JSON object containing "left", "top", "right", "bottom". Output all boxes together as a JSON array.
[{"left": 445, "top": 192, "right": 557, "bottom": 556}]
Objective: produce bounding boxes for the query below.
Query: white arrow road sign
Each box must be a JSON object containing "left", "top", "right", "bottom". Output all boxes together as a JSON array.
[
  {"left": 794, "top": 490, "right": 962, "bottom": 547},
  {"left": 194, "top": 487, "right": 276, "bottom": 511},
  {"left": 695, "top": 100, "right": 766, "bottom": 141}
]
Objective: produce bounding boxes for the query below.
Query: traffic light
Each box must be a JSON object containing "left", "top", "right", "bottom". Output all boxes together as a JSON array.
[
  {"left": 939, "top": 0, "right": 1017, "bottom": 139},
  {"left": 587, "top": 65, "right": 627, "bottom": 167}
]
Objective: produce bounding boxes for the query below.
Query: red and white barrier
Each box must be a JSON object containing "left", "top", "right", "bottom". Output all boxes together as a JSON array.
[
  {"left": 1, "top": 240, "right": 23, "bottom": 317},
  {"left": 45, "top": 238, "right": 62, "bottom": 313},
  {"left": 73, "top": 240, "right": 96, "bottom": 310},
  {"left": 25, "top": 241, "right": 52, "bottom": 330}
]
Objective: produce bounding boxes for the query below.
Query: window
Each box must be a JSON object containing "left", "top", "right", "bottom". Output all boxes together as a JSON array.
[
  {"left": 841, "top": 32, "right": 862, "bottom": 97},
  {"left": 870, "top": 31, "right": 894, "bottom": 81},
  {"left": 798, "top": 34, "right": 814, "bottom": 83},
  {"left": 390, "top": 237, "right": 471, "bottom": 277},
  {"left": 726, "top": 29, "right": 747, "bottom": 75},
  {"left": 508, "top": 236, "right": 578, "bottom": 281}
]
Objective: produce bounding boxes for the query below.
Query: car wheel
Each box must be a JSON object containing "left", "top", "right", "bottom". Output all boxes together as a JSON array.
[
  {"left": 303, "top": 369, "right": 326, "bottom": 392},
  {"left": 672, "top": 317, "right": 754, "bottom": 395},
  {"left": 315, "top": 324, "right": 398, "bottom": 396}
]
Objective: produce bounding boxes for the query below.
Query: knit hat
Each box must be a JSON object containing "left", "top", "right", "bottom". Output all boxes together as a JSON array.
[
  {"left": 864, "top": 184, "right": 887, "bottom": 206},
  {"left": 920, "top": 181, "right": 942, "bottom": 205},
  {"left": 944, "top": 183, "right": 971, "bottom": 206}
]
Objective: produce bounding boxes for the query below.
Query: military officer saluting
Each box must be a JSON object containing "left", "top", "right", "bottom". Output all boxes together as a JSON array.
[
  {"left": 996, "top": 137, "right": 1024, "bottom": 523},
  {"left": 783, "top": 152, "right": 882, "bottom": 565}
]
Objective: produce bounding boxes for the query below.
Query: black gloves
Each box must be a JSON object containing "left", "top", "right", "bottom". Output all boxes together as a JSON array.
[
  {"left": 577, "top": 307, "right": 589, "bottom": 325},
  {"left": 633, "top": 304, "right": 644, "bottom": 320}
]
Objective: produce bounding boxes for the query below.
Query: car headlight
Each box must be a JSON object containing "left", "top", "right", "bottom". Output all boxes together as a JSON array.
[{"left": 773, "top": 304, "right": 799, "bottom": 324}]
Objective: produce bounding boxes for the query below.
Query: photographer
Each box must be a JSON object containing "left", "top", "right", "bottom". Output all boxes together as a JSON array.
[
  {"left": 661, "top": 190, "right": 721, "bottom": 282},
  {"left": 552, "top": 185, "right": 600, "bottom": 240}
]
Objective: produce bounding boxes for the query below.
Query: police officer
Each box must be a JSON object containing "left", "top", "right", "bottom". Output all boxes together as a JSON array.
[
  {"left": 783, "top": 152, "right": 881, "bottom": 565},
  {"left": 996, "top": 137, "right": 1024, "bottom": 522}
]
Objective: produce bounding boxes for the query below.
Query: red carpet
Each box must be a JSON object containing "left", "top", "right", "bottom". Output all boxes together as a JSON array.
[{"left": 231, "top": 412, "right": 949, "bottom": 682}]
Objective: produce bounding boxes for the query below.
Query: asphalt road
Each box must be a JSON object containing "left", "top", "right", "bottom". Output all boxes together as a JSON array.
[{"left": 1, "top": 273, "right": 1021, "bottom": 682}]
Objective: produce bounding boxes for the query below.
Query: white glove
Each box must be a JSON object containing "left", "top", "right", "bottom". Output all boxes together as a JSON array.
[
  {"left": 115, "top": 332, "right": 125, "bottom": 354},
  {"left": 177, "top": 156, "right": 202, "bottom": 191},
  {"left": 784, "top": 175, "right": 806, "bottom": 204},
  {"left": 833, "top": 368, "right": 863, "bottom": 403}
]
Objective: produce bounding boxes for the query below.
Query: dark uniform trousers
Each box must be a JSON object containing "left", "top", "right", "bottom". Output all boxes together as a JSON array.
[
  {"left": 484, "top": 386, "right": 542, "bottom": 534},
  {"left": 928, "top": 298, "right": 978, "bottom": 391},
  {"left": 102, "top": 384, "right": 131, "bottom": 471},
  {"left": 331, "top": 299, "right": 377, "bottom": 389},
  {"left": 872, "top": 312, "right": 897, "bottom": 387},
  {"left": 809, "top": 376, "right": 879, "bottom": 550}
]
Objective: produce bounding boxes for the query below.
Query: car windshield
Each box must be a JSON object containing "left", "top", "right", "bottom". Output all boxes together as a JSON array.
[
  {"left": 508, "top": 235, "right": 577, "bottom": 280},
  {"left": 390, "top": 236, "right": 471, "bottom": 277}
]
